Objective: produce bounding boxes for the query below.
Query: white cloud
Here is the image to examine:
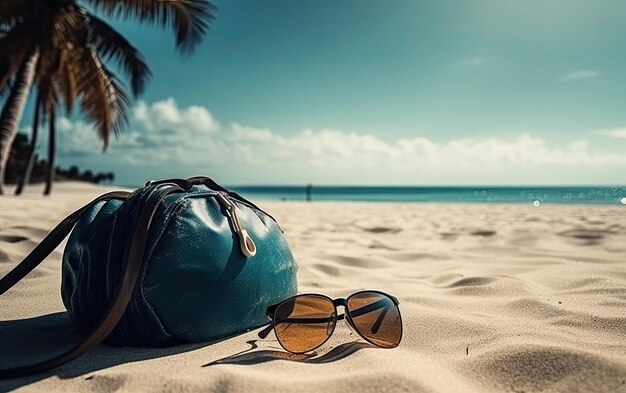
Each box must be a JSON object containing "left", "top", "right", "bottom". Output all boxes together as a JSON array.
[
  {"left": 227, "top": 128, "right": 625, "bottom": 168},
  {"left": 46, "top": 98, "right": 626, "bottom": 184},
  {"left": 594, "top": 127, "right": 626, "bottom": 139},
  {"left": 562, "top": 70, "right": 602, "bottom": 81},
  {"left": 55, "top": 99, "right": 224, "bottom": 167},
  {"left": 230, "top": 123, "right": 274, "bottom": 143},
  {"left": 132, "top": 98, "right": 219, "bottom": 133},
  {"left": 57, "top": 118, "right": 103, "bottom": 154}
]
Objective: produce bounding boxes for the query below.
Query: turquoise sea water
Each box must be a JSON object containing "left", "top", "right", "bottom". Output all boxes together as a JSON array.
[{"left": 227, "top": 186, "right": 626, "bottom": 205}]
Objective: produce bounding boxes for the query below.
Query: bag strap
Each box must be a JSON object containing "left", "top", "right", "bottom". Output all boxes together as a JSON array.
[
  {"left": 145, "top": 176, "right": 280, "bottom": 225},
  {"left": 0, "top": 191, "right": 130, "bottom": 296},
  {"left": 0, "top": 184, "right": 185, "bottom": 379},
  {"left": 185, "top": 176, "right": 281, "bottom": 225}
]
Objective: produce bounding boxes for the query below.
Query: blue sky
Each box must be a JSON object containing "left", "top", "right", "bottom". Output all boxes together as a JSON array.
[{"left": 27, "top": 0, "right": 626, "bottom": 185}]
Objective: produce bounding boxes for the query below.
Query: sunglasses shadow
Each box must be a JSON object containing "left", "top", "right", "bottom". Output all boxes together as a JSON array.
[{"left": 203, "top": 340, "right": 376, "bottom": 367}]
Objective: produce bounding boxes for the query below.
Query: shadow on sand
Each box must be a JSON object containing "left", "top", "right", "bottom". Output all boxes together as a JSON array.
[
  {"left": 203, "top": 339, "right": 375, "bottom": 366},
  {"left": 0, "top": 313, "right": 211, "bottom": 393},
  {"left": 0, "top": 314, "right": 373, "bottom": 392}
]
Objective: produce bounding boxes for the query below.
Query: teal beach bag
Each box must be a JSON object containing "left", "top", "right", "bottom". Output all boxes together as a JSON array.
[{"left": 0, "top": 176, "right": 298, "bottom": 378}]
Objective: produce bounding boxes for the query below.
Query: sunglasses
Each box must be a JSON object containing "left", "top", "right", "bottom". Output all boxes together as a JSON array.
[{"left": 257, "top": 290, "right": 403, "bottom": 353}]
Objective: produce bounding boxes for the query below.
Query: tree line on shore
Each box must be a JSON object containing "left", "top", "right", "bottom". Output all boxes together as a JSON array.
[{"left": 5, "top": 133, "right": 114, "bottom": 191}]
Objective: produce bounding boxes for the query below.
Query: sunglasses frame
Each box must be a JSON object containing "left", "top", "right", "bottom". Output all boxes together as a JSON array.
[{"left": 258, "top": 290, "right": 403, "bottom": 354}]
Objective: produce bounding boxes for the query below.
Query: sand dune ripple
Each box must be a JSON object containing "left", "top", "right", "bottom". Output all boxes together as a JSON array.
[{"left": 1, "top": 184, "right": 625, "bottom": 392}]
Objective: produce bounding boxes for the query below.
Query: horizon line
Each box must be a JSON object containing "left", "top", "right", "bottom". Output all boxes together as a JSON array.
[{"left": 118, "top": 183, "right": 626, "bottom": 189}]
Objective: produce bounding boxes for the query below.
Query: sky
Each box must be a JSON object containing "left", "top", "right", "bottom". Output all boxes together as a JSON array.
[{"left": 22, "top": 0, "right": 626, "bottom": 185}]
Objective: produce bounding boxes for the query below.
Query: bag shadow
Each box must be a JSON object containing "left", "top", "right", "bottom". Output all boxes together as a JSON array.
[
  {"left": 0, "top": 315, "right": 374, "bottom": 392},
  {"left": 0, "top": 313, "right": 211, "bottom": 393}
]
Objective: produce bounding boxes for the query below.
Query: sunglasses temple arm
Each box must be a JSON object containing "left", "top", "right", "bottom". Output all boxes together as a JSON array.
[
  {"left": 370, "top": 306, "right": 389, "bottom": 334},
  {"left": 349, "top": 299, "right": 389, "bottom": 318},
  {"left": 257, "top": 312, "right": 341, "bottom": 339},
  {"left": 347, "top": 299, "right": 392, "bottom": 334},
  {"left": 258, "top": 322, "right": 274, "bottom": 339},
  {"left": 263, "top": 300, "right": 387, "bottom": 326}
]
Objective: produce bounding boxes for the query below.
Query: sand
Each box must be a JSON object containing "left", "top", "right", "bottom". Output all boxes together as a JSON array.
[{"left": 1, "top": 182, "right": 625, "bottom": 392}]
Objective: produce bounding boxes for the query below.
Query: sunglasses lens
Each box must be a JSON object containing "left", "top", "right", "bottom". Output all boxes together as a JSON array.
[
  {"left": 273, "top": 295, "right": 336, "bottom": 353},
  {"left": 347, "top": 291, "right": 402, "bottom": 348}
]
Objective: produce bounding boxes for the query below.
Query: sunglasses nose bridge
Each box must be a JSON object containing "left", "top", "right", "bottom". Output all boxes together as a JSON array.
[
  {"left": 330, "top": 303, "right": 357, "bottom": 333},
  {"left": 333, "top": 298, "right": 347, "bottom": 307},
  {"left": 342, "top": 309, "right": 360, "bottom": 336}
]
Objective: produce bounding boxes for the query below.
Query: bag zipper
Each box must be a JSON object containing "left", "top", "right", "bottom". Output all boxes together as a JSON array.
[{"left": 215, "top": 193, "right": 257, "bottom": 257}]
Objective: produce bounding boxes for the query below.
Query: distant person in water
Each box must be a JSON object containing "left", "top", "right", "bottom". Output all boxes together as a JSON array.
[{"left": 305, "top": 184, "right": 313, "bottom": 202}]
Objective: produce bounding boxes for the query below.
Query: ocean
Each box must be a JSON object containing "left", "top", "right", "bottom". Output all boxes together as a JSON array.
[{"left": 226, "top": 185, "right": 626, "bottom": 205}]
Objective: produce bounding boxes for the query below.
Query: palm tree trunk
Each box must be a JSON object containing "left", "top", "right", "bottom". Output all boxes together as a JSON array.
[
  {"left": 15, "top": 95, "right": 41, "bottom": 195},
  {"left": 0, "top": 49, "right": 39, "bottom": 195},
  {"left": 43, "top": 108, "right": 56, "bottom": 196}
]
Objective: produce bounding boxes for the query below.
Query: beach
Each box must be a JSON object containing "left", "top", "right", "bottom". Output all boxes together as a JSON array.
[{"left": 1, "top": 182, "right": 625, "bottom": 392}]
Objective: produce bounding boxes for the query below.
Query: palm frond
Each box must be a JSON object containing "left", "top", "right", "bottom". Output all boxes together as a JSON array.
[
  {"left": 35, "top": 52, "right": 59, "bottom": 117},
  {"left": 0, "top": 25, "right": 31, "bottom": 101},
  {"left": 87, "top": 0, "right": 217, "bottom": 53},
  {"left": 75, "top": 47, "right": 129, "bottom": 149},
  {"left": 87, "top": 13, "right": 151, "bottom": 97},
  {"left": 38, "top": 6, "right": 90, "bottom": 114},
  {"left": 55, "top": 47, "right": 78, "bottom": 113},
  {"left": 49, "top": 5, "right": 86, "bottom": 49},
  {"left": 0, "top": 23, "right": 30, "bottom": 57},
  {"left": 0, "top": 0, "right": 28, "bottom": 29}
]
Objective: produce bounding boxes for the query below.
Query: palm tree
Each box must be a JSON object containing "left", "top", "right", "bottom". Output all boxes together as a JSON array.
[
  {"left": 0, "top": 26, "right": 38, "bottom": 194},
  {"left": 43, "top": 105, "right": 57, "bottom": 195},
  {"left": 13, "top": 91, "right": 41, "bottom": 195},
  {"left": 0, "top": 0, "right": 216, "bottom": 195}
]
